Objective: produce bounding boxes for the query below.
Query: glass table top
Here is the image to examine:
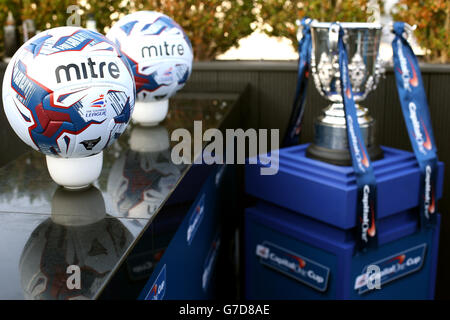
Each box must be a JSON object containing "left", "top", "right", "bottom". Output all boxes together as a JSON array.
[{"left": 0, "top": 92, "right": 239, "bottom": 299}]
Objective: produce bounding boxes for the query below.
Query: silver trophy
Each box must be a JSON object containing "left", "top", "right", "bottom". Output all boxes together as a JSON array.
[{"left": 306, "top": 22, "right": 384, "bottom": 165}]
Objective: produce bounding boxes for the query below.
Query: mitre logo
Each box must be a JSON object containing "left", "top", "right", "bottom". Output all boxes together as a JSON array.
[
  {"left": 55, "top": 58, "right": 120, "bottom": 83},
  {"left": 141, "top": 41, "right": 185, "bottom": 58}
]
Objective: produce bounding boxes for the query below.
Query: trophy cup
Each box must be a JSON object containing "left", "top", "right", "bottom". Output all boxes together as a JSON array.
[{"left": 306, "top": 22, "right": 384, "bottom": 165}]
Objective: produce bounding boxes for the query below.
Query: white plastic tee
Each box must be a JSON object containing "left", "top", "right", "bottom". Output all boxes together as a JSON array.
[{"left": 46, "top": 152, "right": 103, "bottom": 190}]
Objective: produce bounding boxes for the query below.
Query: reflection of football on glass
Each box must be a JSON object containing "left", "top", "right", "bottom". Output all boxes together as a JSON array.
[
  {"left": 2, "top": 26, "right": 135, "bottom": 189},
  {"left": 107, "top": 11, "right": 193, "bottom": 126},
  {"left": 107, "top": 126, "right": 184, "bottom": 219},
  {"left": 19, "top": 186, "right": 133, "bottom": 300}
]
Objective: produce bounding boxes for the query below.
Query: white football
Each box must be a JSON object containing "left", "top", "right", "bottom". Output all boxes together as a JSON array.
[
  {"left": 2, "top": 26, "right": 135, "bottom": 158},
  {"left": 106, "top": 11, "right": 193, "bottom": 103}
]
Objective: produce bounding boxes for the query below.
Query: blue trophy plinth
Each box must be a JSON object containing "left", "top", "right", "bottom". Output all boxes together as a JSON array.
[
  {"left": 246, "top": 144, "right": 444, "bottom": 229},
  {"left": 244, "top": 144, "right": 444, "bottom": 299}
]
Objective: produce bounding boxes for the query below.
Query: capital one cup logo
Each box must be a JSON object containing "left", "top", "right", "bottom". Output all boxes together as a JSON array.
[
  {"left": 424, "top": 165, "right": 435, "bottom": 219},
  {"left": 354, "top": 244, "right": 426, "bottom": 294},
  {"left": 347, "top": 116, "right": 370, "bottom": 172},
  {"left": 256, "top": 242, "right": 330, "bottom": 292},
  {"left": 145, "top": 264, "right": 166, "bottom": 300},
  {"left": 361, "top": 185, "right": 376, "bottom": 243},
  {"left": 408, "top": 102, "right": 432, "bottom": 155},
  {"left": 396, "top": 38, "right": 419, "bottom": 92}
]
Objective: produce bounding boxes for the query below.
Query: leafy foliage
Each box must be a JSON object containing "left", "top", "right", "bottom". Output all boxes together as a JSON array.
[
  {"left": 0, "top": 0, "right": 255, "bottom": 61},
  {"left": 391, "top": 0, "right": 449, "bottom": 63},
  {"left": 256, "top": 0, "right": 373, "bottom": 48},
  {"left": 0, "top": 0, "right": 127, "bottom": 38}
]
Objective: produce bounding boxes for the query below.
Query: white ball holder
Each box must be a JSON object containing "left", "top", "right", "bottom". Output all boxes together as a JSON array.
[
  {"left": 132, "top": 99, "right": 169, "bottom": 126},
  {"left": 46, "top": 152, "right": 103, "bottom": 190}
]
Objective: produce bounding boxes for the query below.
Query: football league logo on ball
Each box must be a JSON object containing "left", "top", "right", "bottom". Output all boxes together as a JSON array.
[{"left": 2, "top": 26, "right": 136, "bottom": 159}]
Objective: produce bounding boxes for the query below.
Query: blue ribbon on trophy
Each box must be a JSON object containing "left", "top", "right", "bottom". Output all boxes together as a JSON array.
[
  {"left": 391, "top": 22, "right": 438, "bottom": 227},
  {"left": 335, "top": 24, "right": 378, "bottom": 251},
  {"left": 282, "top": 17, "right": 312, "bottom": 147}
]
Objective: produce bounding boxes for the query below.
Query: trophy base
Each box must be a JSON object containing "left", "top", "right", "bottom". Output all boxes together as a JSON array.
[
  {"left": 306, "top": 143, "right": 384, "bottom": 166},
  {"left": 305, "top": 103, "right": 383, "bottom": 166}
]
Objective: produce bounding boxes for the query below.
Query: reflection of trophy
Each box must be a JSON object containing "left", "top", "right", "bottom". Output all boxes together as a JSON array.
[
  {"left": 19, "top": 186, "right": 133, "bottom": 300},
  {"left": 306, "top": 22, "right": 384, "bottom": 165}
]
